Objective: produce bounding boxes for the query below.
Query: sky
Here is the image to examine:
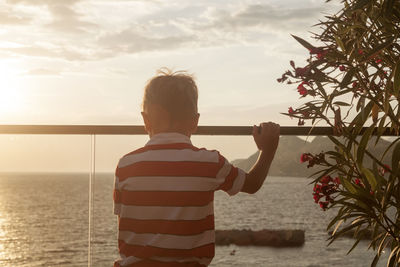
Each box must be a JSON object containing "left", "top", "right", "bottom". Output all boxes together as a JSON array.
[{"left": 0, "top": 0, "right": 341, "bottom": 172}]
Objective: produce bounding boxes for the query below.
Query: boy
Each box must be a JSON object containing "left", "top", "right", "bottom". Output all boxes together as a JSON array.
[{"left": 113, "top": 69, "right": 280, "bottom": 267}]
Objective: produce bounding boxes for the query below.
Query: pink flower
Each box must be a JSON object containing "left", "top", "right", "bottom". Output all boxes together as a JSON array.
[
  {"left": 354, "top": 178, "right": 363, "bottom": 187},
  {"left": 325, "top": 195, "right": 334, "bottom": 203},
  {"left": 383, "top": 164, "right": 391, "bottom": 173},
  {"left": 320, "top": 175, "right": 332, "bottom": 184},
  {"left": 297, "top": 82, "right": 309, "bottom": 96},
  {"left": 298, "top": 88, "right": 307, "bottom": 96},
  {"left": 379, "top": 164, "right": 391, "bottom": 175},
  {"left": 313, "top": 184, "right": 322, "bottom": 193},
  {"left": 312, "top": 49, "right": 328, "bottom": 60},
  {"left": 309, "top": 47, "right": 323, "bottom": 54},
  {"left": 313, "top": 193, "right": 321, "bottom": 203},
  {"left": 295, "top": 67, "right": 308, "bottom": 77},
  {"left": 300, "top": 153, "right": 310, "bottom": 163},
  {"left": 319, "top": 201, "right": 329, "bottom": 211}
]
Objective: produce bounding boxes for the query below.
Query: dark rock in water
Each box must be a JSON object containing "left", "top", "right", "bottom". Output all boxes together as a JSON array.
[{"left": 215, "top": 229, "right": 305, "bottom": 247}]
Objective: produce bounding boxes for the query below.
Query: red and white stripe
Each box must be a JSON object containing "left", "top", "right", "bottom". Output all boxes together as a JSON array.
[{"left": 113, "top": 133, "right": 246, "bottom": 266}]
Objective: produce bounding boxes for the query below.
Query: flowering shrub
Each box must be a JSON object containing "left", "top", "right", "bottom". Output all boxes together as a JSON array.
[
  {"left": 312, "top": 175, "right": 339, "bottom": 211},
  {"left": 280, "top": 0, "right": 400, "bottom": 266}
]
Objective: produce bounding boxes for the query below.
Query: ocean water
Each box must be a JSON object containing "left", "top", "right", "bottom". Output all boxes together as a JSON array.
[{"left": 0, "top": 173, "right": 389, "bottom": 267}]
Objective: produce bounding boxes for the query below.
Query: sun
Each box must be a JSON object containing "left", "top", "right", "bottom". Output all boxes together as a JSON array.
[{"left": 0, "top": 62, "right": 24, "bottom": 115}]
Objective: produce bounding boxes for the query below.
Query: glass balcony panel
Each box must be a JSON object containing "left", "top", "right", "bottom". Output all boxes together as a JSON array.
[
  {"left": 0, "top": 134, "right": 91, "bottom": 267},
  {"left": 0, "top": 132, "right": 390, "bottom": 266}
]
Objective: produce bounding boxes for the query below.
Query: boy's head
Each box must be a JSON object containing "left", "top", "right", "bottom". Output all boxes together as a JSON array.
[{"left": 141, "top": 68, "right": 200, "bottom": 137}]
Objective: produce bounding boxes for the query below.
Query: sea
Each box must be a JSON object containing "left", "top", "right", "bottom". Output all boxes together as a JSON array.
[{"left": 0, "top": 173, "right": 390, "bottom": 267}]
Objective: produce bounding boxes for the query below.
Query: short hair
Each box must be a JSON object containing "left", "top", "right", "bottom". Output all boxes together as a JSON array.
[{"left": 143, "top": 68, "right": 198, "bottom": 121}]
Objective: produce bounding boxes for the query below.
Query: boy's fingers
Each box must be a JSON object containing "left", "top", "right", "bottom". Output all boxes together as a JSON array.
[
  {"left": 256, "top": 122, "right": 280, "bottom": 135},
  {"left": 252, "top": 125, "right": 258, "bottom": 136}
]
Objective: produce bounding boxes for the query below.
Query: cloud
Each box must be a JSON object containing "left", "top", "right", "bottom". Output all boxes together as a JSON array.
[
  {"left": 1, "top": 46, "right": 91, "bottom": 61},
  {"left": 7, "top": 0, "right": 97, "bottom": 34},
  {"left": 46, "top": 4, "right": 98, "bottom": 34},
  {"left": 23, "top": 68, "right": 61, "bottom": 76},
  {"left": 98, "top": 28, "right": 195, "bottom": 54},
  {"left": 95, "top": 3, "right": 323, "bottom": 56},
  {"left": 202, "top": 4, "right": 324, "bottom": 32},
  {"left": 0, "top": 10, "right": 32, "bottom": 25},
  {"left": 6, "top": 0, "right": 81, "bottom": 6},
  {"left": 0, "top": 1, "right": 333, "bottom": 61}
]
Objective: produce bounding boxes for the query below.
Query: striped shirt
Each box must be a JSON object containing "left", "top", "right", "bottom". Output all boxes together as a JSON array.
[{"left": 113, "top": 132, "right": 246, "bottom": 267}]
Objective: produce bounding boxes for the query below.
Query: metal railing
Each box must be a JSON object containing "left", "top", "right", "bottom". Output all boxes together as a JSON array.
[{"left": 0, "top": 124, "right": 398, "bottom": 135}]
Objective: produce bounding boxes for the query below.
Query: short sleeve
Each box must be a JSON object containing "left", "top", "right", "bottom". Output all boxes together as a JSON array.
[{"left": 216, "top": 154, "right": 246, "bottom": 196}]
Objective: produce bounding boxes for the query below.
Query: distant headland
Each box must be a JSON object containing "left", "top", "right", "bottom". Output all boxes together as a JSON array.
[{"left": 232, "top": 136, "right": 392, "bottom": 177}]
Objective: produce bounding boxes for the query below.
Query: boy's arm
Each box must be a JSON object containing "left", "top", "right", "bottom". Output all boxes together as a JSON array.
[{"left": 241, "top": 122, "right": 280, "bottom": 194}]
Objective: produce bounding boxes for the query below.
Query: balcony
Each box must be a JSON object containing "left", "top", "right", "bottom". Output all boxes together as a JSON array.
[{"left": 0, "top": 125, "right": 393, "bottom": 267}]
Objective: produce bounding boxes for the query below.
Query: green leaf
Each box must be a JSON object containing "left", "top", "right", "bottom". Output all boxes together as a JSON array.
[
  {"left": 334, "top": 35, "right": 346, "bottom": 52},
  {"left": 341, "top": 177, "right": 357, "bottom": 194},
  {"left": 375, "top": 115, "right": 388, "bottom": 146},
  {"left": 335, "top": 199, "right": 372, "bottom": 214},
  {"left": 378, "top": 233, "right": 390, "bottom": 256},
  {"left": 332, "top": 219, "right": 344, "bottom": 236},
  {"left": 362, "top": 37, "right": 395, "bottom": 63},
  {"left": 356, "top": 123, "right": 375, "bottom": 166},
  {"left": 328, "top": 135, "right": 348, "bottom": 153},
  {"left": 327, "top": 209, "right": 346, "bottom": 231},
  {"left": 391, "top": 140, "right": 400, "bottom": 175},
  {"left": 350, "top": 100, "right": 374, "bottom": 135},
  {"left": 356, "top": 95, "right": 365, "bottom": 112},
  {"left": 315, "top": 81, "right": 327, "bottom": 97},
  {"left": 393, "top": 59, "right": 400, "bottom": 97},
  {"left": 371, "top": 230, "right": 385, "bottom": 251},
  {"left": 351, "top": 0, "right": 370, "bottom": 10},
  {"left": 387, "top": 246, "right": 399, "bottom": 267},
  {"left": 329, "top": 220, "right": 366, "bottom": 244},
  {"left": 381, "top": 182, "right": 394, "bottom": 211},
  {"left": 333, "top": 101, "right": 351, "bottom": 106},
  {"left": 382, "top": 137, "right": 400, "bottom": 162},
  {"left": 340, "top": 68, "right": 355, "bottom": 89},
  {"left": 347, "top": 235, "right": 362, "bottom": 255},
  {"left": 291, "top": 34, "right": 315, "bottom": 51},
  {"left": 361, "top": 167, "right": 377, "bottom": 191},
  {"left": 371, "top": 254, "right": 380, "bottom": 267}
]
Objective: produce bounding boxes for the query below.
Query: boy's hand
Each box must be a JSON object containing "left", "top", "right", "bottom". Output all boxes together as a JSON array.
[
  {"left": 242, "top": 122, "right": 280, "bottom": 194},
  {"left": 252, "top": 122, "right": 280, "bottom": 152}
]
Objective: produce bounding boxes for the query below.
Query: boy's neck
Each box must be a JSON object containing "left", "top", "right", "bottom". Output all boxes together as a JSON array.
[{"left": 149, "top": 128, "right": 192, "bottom": 138}]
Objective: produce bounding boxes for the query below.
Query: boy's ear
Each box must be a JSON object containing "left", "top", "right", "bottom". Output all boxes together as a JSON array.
[
  {"left": 191, "top": 113, "right": 200, "bottom": 134},
  {"left": 141, "top": 112, "right": 151, "bottom": 134}
]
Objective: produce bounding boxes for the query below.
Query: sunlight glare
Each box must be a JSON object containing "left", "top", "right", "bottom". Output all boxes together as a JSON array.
[
  {"left": 0, "top": 216, "right": 5, "bottom": 258},
  {"left": 0, "top": 62, "right": 24, "bottom": 115}
]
